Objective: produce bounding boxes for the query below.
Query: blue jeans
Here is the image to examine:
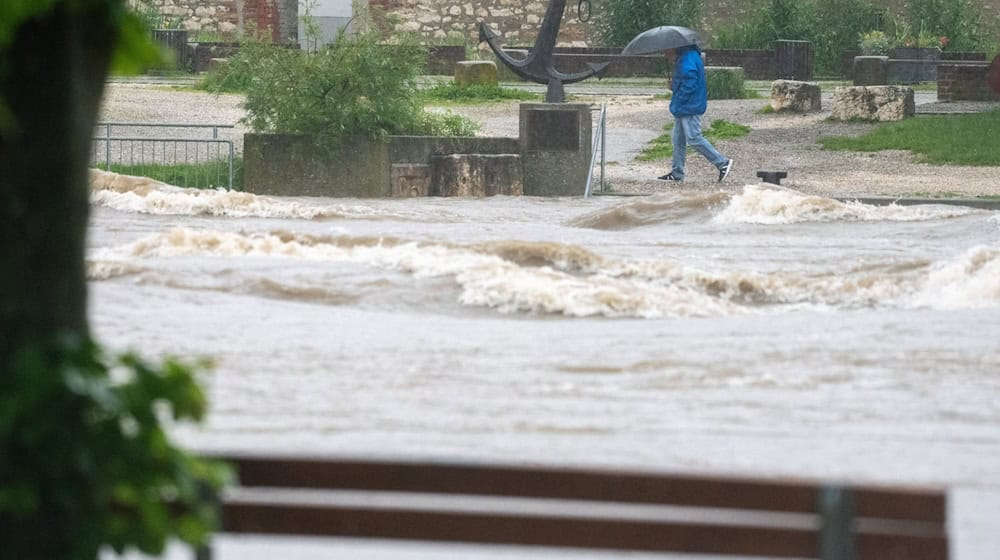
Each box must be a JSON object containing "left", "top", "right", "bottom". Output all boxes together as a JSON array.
[{"left": 670, "top": 114, "right": 728, "bottom": 180}]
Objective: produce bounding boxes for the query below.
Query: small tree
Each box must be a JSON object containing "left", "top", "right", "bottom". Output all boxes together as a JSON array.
[{"left": 219, "top": 31, "right": 477, "bottom": 151}]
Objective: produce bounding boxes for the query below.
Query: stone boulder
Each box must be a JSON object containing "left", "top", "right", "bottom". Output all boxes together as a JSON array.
[
  {"left": 770, "top": 80, "right": 821, "bottom": 112},
  {"left": 454, "top": 60, "right": 498, "bottom": 87},
  {"left": 830, "top": 86, "right": 915, "bottom": 121}
]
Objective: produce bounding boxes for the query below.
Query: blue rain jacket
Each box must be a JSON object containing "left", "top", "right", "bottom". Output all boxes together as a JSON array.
[{"left": 669, "top": 45, "right": 707, "bottom": 116}]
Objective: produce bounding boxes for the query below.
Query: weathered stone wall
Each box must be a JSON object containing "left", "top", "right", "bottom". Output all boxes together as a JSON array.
[
  {"left": 386, "top": 0, "right": 590, "bottom": 47},
  {"left": 140, "top": 0, "right": 1000, "bottom": 48},
  {"left": 137, "top": 0, "right": 297, "bottom": 43}
]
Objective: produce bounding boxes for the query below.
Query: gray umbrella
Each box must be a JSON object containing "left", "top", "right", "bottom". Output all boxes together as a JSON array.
[{"left": 621, "top": 26, "right": 703, "bottom": 56}]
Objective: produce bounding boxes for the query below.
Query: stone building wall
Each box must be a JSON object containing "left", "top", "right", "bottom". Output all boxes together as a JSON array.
[
  {"left": 138, "top": 0, "right": 298, "bottom": 43},
  {"left": 138, "top": 0, "right": 1000, "bottom": 48},
  {"left": 383, "top": 0, "right": 589, "bottom": 47}
]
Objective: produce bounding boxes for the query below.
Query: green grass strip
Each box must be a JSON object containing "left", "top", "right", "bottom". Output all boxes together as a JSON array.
[
  {"left": 105, "top": 159, "right": 244, "bottom": 190},
  {"left": 637, "top": 119, "right": 750, "bottom": 161},
  {"left": 420, "top": 83, "right": 539, "bottom": 104},
  {"left": 819, "top": 110, "right": 1000, "bottom": 166}
]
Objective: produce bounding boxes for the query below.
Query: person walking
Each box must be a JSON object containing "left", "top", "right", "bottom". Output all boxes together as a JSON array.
[{"left": 659, "top": 44, "right": 733, "bottom": 183}]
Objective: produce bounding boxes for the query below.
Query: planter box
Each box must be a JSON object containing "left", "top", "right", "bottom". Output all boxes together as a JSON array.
[{"left": 891, "top": 47, "right": 940, "bottom": 83}]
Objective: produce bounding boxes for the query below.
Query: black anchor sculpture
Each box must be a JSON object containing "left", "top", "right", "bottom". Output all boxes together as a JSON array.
[{"left": 479, "top": 0, "right": 608, "bottom": 103}]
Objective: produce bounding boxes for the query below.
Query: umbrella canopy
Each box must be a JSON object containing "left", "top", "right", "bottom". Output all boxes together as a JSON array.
[{"left": 621, "top": 26, "right": 703, "bottom": 56}]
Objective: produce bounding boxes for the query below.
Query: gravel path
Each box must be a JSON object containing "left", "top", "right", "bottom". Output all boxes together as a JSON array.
[{"left": 98, "top": 82, "right": 1000, "bottom": 199}]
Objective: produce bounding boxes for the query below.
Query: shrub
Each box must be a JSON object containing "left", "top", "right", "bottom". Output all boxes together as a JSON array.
[
  {"left": 711, "top": 0, "right": 813, "bottom": 50},
  {"left": 859, "top": 30, "right": 893, "bottom": 56},
  {"left": 903, "top": 0, "right": 989, "bottom": 52},
  {"left": 217, "top": 32, "right": 477, "bottom": 151},
  {"left": 711, "top": 0, "right": 890, "bottom": 76},
  {"left": 706, "top": 67, "right": 747, "bottom": 99}
]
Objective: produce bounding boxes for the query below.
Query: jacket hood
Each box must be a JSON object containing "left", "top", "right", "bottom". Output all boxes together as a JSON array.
[{"left": 677, "top": 44, "right": 701, "bottom": 55}]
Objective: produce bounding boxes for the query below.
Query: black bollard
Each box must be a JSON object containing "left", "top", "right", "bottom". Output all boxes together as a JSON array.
[{"left": 757, "top": 170, "right": 788, "bottom": 185}]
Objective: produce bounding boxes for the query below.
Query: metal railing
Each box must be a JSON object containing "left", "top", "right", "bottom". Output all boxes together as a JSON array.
[
  {"left": 584, "top": 102, "right": 607, "bottom": 197},
  {"left": 92, "top": 123, "right": 237, "bottom": 189}
]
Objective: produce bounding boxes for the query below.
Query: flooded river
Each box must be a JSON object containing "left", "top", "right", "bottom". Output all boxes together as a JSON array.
[{"left": 88, "top": 176, "right": 1000, "bottom": 558}]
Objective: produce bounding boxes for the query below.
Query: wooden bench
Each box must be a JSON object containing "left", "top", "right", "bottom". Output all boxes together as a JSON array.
[{"left": 201, "top": 454, "right": 949, "bottom": 560}]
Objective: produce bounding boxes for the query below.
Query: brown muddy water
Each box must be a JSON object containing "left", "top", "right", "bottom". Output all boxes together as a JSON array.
[{"left": 88, "top": 177, "right": 1000, "bottom": 559}]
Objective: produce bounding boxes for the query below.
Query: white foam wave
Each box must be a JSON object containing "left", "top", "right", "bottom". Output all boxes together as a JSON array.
[
  {"left": 93, "top": 228, "right": 740, "bottom": 318},
  {"left": 88, "top": 169, "right": 403, "bottom": 220},
  {"left": 913, "top": 245, "right": 1000, "bottom": 309},
  {"left": 86, "top": 259, "right": 146, "bottom": 280},
  {"left": 94, "top": 228, "right": 999, "bottom": 316},
  {"left": 715, "top": 185, "right": 976, "bottom": 224}
]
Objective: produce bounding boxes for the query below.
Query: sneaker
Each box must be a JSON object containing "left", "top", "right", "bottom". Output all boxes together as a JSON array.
[
  {"left": 717, "top": 159, "right": 733, "bottom": 182},
  {"left": 658, "top": 173, "right": 682, "bottom": 182}
]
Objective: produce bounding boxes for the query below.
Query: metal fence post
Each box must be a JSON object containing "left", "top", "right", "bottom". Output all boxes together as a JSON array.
[{"left": 819, "top": 486, "right": 857, "bottom": 560}]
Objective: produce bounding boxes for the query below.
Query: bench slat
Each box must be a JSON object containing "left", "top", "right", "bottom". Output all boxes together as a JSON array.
[
  {"left": 218, "top": 455, "right": 946, "bottom": 523},
  {"left": 220, "top": 501, "right": 949, "bottom": 559}
]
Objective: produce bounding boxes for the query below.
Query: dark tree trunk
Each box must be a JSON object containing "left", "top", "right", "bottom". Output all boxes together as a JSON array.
[{"left": 0, "top": 3, "right": 117, "bottom": 362}]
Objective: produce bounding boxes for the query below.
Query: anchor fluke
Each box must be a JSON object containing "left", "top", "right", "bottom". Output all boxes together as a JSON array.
[
  {"left": 478, "top": 22, "right": 498, "bottom": 44},
  {"left": 586, "top": 62, "right": 610, "bottom": 79}
]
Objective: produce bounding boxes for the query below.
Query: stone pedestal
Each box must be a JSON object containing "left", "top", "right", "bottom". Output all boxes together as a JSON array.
[
  {"left": 775, "top": 40, "right": 813, "bottom": 80},
  {"left": 519, "top": 103, "right": 592, "bottom": 197},
  {"left": 770, "top": 80, "right": 821, "bottom": 112},
  {"left": 853, "top": 56, "right": 889, "bottom": 85},
  {"left": 831, "top": 86, "right": 914, "bottom": 121}
]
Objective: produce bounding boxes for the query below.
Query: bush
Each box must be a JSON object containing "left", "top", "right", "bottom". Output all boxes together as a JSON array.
[
  {"left": 903, "top": 0, "right": 990, "bottom": 52},
  {"left": 706, "top": 67, "right": 747, "bottom": 99},
  {"left": 712, "top": 0, "right": 890, "bottom": 77},
  {"left": 199, "top": 40, "right": 278, "bottom": 93},
  {"left": 711, "top": 0, "right": 813, "bottom": 50},
  {"left": 593, "top": 0, "right": 702, "bottom": 48},
  {"left": 859, "top": 30, "right": 893, "bottom": 56},
  {"left": 1, "top": 335, "right": 229, "bottom": 559},
  {"left": 215, "top": 32, "right": 477, "bottom": 151}
]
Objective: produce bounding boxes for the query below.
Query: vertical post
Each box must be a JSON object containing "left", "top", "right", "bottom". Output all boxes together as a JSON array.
[
  {"left": 104, "top": 124, "right": 111, "bottom": 170},
  {"left": 601, "top": 103, "right": 608, "bottom": 192},
  {"left": 818, "top": 486, "right": 857, "bottom": 560},
  {"left": 228, "top": 141, "right": 234, "bottom": 189}
]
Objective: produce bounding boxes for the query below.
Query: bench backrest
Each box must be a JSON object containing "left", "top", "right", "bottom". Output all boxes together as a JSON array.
[{"left": 208, "top": 455, "right": 948, "bottom": 560}]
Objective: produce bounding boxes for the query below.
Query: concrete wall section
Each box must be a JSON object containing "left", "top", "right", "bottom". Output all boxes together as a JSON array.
[{"left": 244, "top": 134, "right": 391, "bottom": 197}]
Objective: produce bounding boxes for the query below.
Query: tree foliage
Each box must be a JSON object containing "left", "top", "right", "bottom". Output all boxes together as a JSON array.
[
  {"left": 902, "top": 0, "right": 989, "bottom": 52},
  {"left": 593, "top": 0, "right": 702, "bottom": 48},
  {"left": 1, "top": 336, "right": 229, "bottom": 559},
  {"left": 711, "top": 0, "right": 888, "bottom": 76}
]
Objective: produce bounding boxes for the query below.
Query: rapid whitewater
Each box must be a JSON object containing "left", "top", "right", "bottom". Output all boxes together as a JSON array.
[{"left": 87, "top": 172, "right": 1000, "bottom": 557}]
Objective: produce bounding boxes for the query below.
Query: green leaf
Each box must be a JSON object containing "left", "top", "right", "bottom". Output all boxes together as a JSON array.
[{"left": 111, "top": 12, "right": 166, "bottom": 75}]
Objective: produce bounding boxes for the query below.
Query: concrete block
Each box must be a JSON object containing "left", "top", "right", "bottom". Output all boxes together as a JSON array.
[{"left": 454, "top": 60, "right": 499, "bottom": 87}]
